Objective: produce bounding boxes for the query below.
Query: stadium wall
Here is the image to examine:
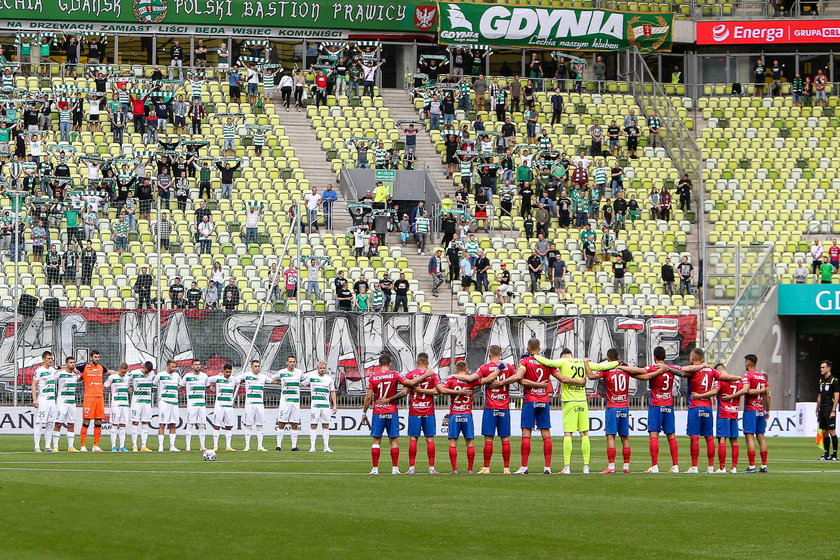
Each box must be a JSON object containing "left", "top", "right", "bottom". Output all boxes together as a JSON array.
[
  {"left": 723, "top": 286, "right": 797, "bottom": 410},
  {"left": 2, "top": 309, "right": 696, "bottom": 396}
]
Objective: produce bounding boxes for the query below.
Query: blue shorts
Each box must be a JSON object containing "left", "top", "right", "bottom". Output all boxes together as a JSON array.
[
  {"left": 447, "top": 414, "right": 474, "bottom": 440},
  {"left": 481, "top": 408, "right": 511, "bottom": 438},
  {"left": 742, "top": 410, "right": 766, "bottom": 435},
  {"left": 605, "top": 407, "right": 630, "bottom": 437},
  {"left": 371, "top": 413, "right": 400, "bottom": 439},
  {"left": 687, "top": 406, "right": 713, "bottom": 437},
  {"left": 407, "top": 414, "right": 436, "bottom": 438},
  {"left": 248, "top": 83, "right": 258, "bottom": 96},
  {"left": 647, "top": 405, "right": 675, "bottom": 434},
  {"left": 521, "top": 401, "right": 551, "bottom": 430},
  {"left": 716, "top": 416, "right": 740, "bottom": 439}
]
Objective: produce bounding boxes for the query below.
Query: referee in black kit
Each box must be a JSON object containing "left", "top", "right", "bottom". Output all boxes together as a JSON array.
[{"left": 817, "top": 360, "right": 840, "bottom": 461}]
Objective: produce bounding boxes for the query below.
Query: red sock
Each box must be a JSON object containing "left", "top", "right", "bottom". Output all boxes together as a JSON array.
[
  {"left": 426, "top": 440, "right": 436, "bottom": 467},
  {"left": 731, "top": 443, "right": 739, "bottom": 468},
  {"left": 649, "top": 436, "right": 659, "bottom": 466},
  {"left": 607, "top": 447, "right": 616, "bottom": 463},
  {"left": 689, "top": 436, "right": 699, "bottom": 467},
  {"left": 668, "top": 437, "right": 679, "bottom": 466},
  {"left": 718, "top": 441, "right": 727, "bottom": 470},
  {"left": 449, "top": 446, "right": 458, "bottom": 470},
  {"left": 622, "top": 446, "right": 631, "bottom": 464},
  {"left": 467, "top": 445, "right": 476, "bottom": 471},
  {"left": 408, "top": 439, "right": 417, "bottom": 467},
  {"left": 501, "top": 440, "right": 511, "bottom": 468},
  {"left": 543, "top": 437, "right": 553, "bottom": 469},
  {"left": 760, "top": 450, "right": 768, "bottom": 466},
  {"left": 483, "top": 440, "right": 494, "bottom": 468},
  {"left": 390, "top": 446, "right": 400, "bottom": 468},
  {"left": 748, "top": 450, "right": 756, "bottom": 467},
  {"left": 705, "top": 437, "right": 715, "bottom": 467},
  {"left": 80, "top": 425, "right": 88, "bottom": 447},
  {"left": 521, "top": 437, "right": 531, "bottom": 467},
  {"left": 371, "top": 445, "right": 381, "bottom": 467}
]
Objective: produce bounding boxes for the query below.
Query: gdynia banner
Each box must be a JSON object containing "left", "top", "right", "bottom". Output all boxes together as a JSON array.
[
  {"left": 437, "top": 2, "right": 673, "bottom": 52},
  {"left": 0, "top": 0, "right": 439, "bottom": 35}
]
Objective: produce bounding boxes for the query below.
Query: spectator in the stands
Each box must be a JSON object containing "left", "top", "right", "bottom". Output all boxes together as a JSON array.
[
  {"left": 495, "top": 263, "right": 511, "bottom": 304},
  {"left": 186, "top": 282, "right": 202, "bottom": 309},
  {"left": 243, "top": 205, "right": 260, "bottom": 244},
  {"left": 814, "top": 69, "right": 828, "bottom": 106},
  {"left": 134, "top": 267, "right": 154, "bottom": 308},
  {"left": 337, "top": 283, "right": 353, "bottom": 311},
  {"left": 793, "top": 259, "right": 808, "bottom": 284},
  {"left": 676, "top": 174, "right": 693, "bottom": 212},
  {"left": 550, "top": 87, "right": 564, "bottom": 125},
  {"left": 197, "top": 214, "right": 214, "bottom": 254},
  {"left": 613, "top": 192, "right": 628, "bottom": 231},
  {"left": 353, "top": 227, "right": 366, "bottom": 257},
  {"left": 355, "top": 286, "right": 370, "bottom": 311},
  {"left": 321, "top": 184, "right": 337, "bottom": 229},
  {"left": 647, "top": 112, "right": 661, "bottom": 148},
  {"left": 677, "top": 256, "right": 694, "bottom": 296},
  {"left": 659, "top": 187, "right": 672, "bottom": 222},
  {"left": 202, "top": 282, "right": 218, "bottom": 309},
  {"left": 473, "top": 75, "right": 487, "bottom": 110},
  {"left": 370, "top": 281, "right": 384, "bottom": 312},
  {"left": 829, "top": 240, "right": 840, "bottom": 271},
  {"left": 305, "top": 259, "right": 327, "bottom": 300},
  {"left": 811, "top": 239, "right": 824, "bottom": 275},
  {"left": 169, "top": 277, "right": 185, "bottom": 307},
  {"left": 304, "top": 186, "right": 322, "bottom": 233},
  {"left": 661, "top": 259, "right": 675, "bottom": 295},
  {"left": 593, "top": 55, "right": 606, "bottom": 93},
  {"left": 112, "top": 214, "right": 129, "bottom": 254},
  {"left": 222, "top": 278, "right": 240, "bottom": 311},
  {"left": 474, "top": 250, "right": 490, "bottom": 293},
  {"left": 427, "top": 250, "right": 444, "bottom": 297},
  {"left": 216, "top": 160, "right": 240, "bottom": 201},
  {"left": 393, "top": 273, "right": 410, "bottom": 312},
  {"left": 753, "top": 58, "right": 765, "bottom": 97},
  {"left": 353, "top": 274, "right": 370, "bottom": 295},
  {"left": 552, "top": 254, "right": 567, "bottom": 300},
  {"left": 156, "top": 211, "right": 172, "bottom": 252},
  {"left": 527, "top": 249, "right": 542, "bottom": 292},
  {"left": 820, "top": 256, "right": 834, "bottom": 284},
  {"left": 612, "top": 255, "right": 626, "bottom": 295}
]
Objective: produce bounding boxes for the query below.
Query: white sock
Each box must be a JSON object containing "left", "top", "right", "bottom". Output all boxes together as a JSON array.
[
  {"left": 158, "top": 433, "right": 165, "bottom": 450},
  {"left": 291, "top": 429, "right": 298, "bottom": 448},
  {"left": 245, "top": 429, "right": 252, "bottom": 448},
  {"left": 225, "top": 431, "right": 232, "bottom": 448},
  {"left": 623, "top": 462, "right": 630, "bottom": 470},
  {"left": 112, "top": 426, "right": 119, "bottom": 448},
  {"left": 608, "top": 462, "right": 615, "bottom": 470},
  {"left": 131, "top": 427, "right": 138, "bottom": 448},
  {"left": 198, "top": 428, "right": 206, "bottom": 450},
  {"left": 119, "top": 428, "right": 126, "bottom": 448},
  {"left": 67, "top": 432, "right": 75, "bottom": 449},
  {"left": 213, "top": 431, "right": 220, "bottom": 448},
  {"left": 323, "top": 430, "right": 330, "bottom": 449},
  {"left": 310, "top": 428, "right": 318, "bottom": 450},
  {"left": 256, "top": 428, "right": 264, "bottom": 449},
  {"left": 277, "top": 430, "right": 285, "bottom": 448},
  {"left": 186, "top": 430, "right": 193, "bottom": 449},
  {"left": 44, "top": 429, "right": 52, "bottom": 449},
  {"left": 141, "top": 426, "right": 149, "bottom": 448},
  {"left": 169, "top": 433, "right": 176, "bottom": 448},
  {"left": 34, "top": 424, "right": 42, "bottom": 448}
]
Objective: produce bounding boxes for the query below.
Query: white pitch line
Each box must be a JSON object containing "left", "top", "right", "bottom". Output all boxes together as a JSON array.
[{"left": 0, "top": 467, "right": 372, "bottom": 475}]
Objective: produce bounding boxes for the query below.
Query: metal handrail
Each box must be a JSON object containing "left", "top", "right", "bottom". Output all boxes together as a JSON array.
[{"left": 705, "top": 243, "right": 775, "bottom": 364}]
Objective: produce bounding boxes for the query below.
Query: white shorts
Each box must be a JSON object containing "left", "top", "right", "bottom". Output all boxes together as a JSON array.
[
  {"left": 158, "top": 402, "right": 180, "bottom": 425},
  {"left": 131, "top": 403, "right": 152, "bottom": 424},
  {"left": 55, "top": 404, "right": 76, "bottom": 424},
  {"left": 212, "top": 407, "right": 235, "bottom": 428},
  {"left": 35, "top": 402, "right": 57, "bottom": 425},
  {"left": 186, "top": 407, "right": 207, "bottom": 425},
  {"left": 110, "top": 406, "right": 130, "bottom": 426},
  {"left": 244, "top": 403, "right": 265, "bottom": 426},
  {"left": 310, "top": 408, "right": 332, "bottom": 425},
  {"left": 277, "top": 401, "right": 301, "bottom": 424}
]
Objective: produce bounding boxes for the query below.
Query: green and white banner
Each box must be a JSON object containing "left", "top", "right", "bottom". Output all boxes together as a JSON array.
[{"left": 437, "top": 2, "right": 673, "bottom": 53}]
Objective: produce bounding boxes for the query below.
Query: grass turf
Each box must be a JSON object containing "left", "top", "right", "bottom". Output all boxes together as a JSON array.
[{"left": 1, "top": 435, "right": 835, "bottom": 559}]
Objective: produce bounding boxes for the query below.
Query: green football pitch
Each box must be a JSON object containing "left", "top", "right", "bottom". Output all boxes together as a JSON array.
[{"left": 1, "top": 435, "right": 836, "bottom": 559}]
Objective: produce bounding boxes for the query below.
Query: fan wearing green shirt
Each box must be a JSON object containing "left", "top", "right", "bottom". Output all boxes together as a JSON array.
[
  {"left": 534, "top": 350, "right": 618, "bottom": 474},
  {"left": 820, "top": 255, "right": 834, "bottom": 284}
]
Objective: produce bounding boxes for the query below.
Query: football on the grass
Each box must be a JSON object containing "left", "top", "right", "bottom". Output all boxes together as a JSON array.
[{"left": 203, "top": 450, "right": 217, "bottom": 461}]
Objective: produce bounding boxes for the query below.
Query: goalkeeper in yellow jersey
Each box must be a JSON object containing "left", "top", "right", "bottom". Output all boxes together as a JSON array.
[{"left": 535, "top": 349, "right": 618, "bottom": 474}]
